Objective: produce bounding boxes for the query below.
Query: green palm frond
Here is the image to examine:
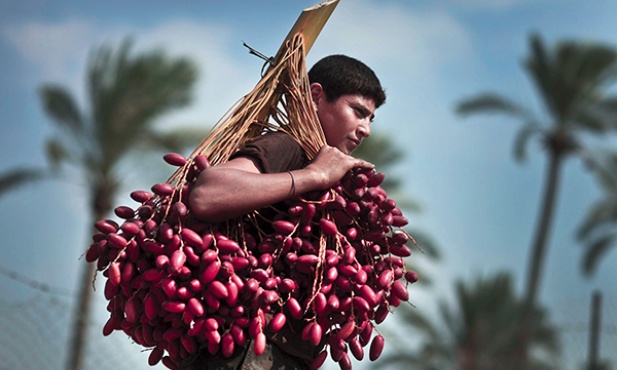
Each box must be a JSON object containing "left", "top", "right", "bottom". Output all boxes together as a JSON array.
[
  {"left": 0, "top": 168, "right": 49, "bottom": 196},
  {"left": 384, "top": 192, "right": 420, "bottom": 213},
  {"left": 456, "top": 93, "right": 531, "bottom": 122},
  {"left": 88, "top": 37, "right": 198, "bottom": 167},
  {"left": 525, "top": 33, "right": 553, "bottom": 110},
  {"left": 576, "top": 198, "right": 617, "bottom": 240},
  {"left": 354, "top": 133, "right": 404, "bottom": 169},
  {"left": 573, "top": 100, "right": 617, "bottom": 132},
  {"left": 354, "top": 132, "right": 405, "bottom": 194},
  {"left": 375, "top": 352, "right": 420, "bottom": 368},
  {"left": 590, "top": 96, "right": 617, "bottom": 130},
  {"left": 45, "top": 137, "right": 72, "bottom": 170},
  {"left": 581, "top": 233, "right": 616, "bottom": 276},
  {"left": 406, "top": 228, "right": 439, "bottom": 259},
  {"left": 38, "top": 85, "right": 85, "bottom": 135},
  {"left": 405, "top": 266, "right": 432, "bottom": 286},
  {"left": 385, "top": 272, "right": 560, "bottom": 369},
  {"left": 135, "top": 127, "right": 208, "bottom": 155},
  {"left": 513, "top": 122, "right": 543, "bottom": 163},
  {"left": 526, "top": 33, "right": 617, "bottom": 125},
  {"left": 398, "top": 305, "right": 442, "bottom": 342},
  {"left": 595, "top": 153, "right": 617, "bottom": 191},
  {"left": 576, "top": 152, "right": 617, "bottom": 276},
  {"left": 561, "top": 40, "right": 617, "bottom": 91}
]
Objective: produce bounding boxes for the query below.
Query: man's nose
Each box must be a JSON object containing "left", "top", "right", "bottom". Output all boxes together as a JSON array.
[{"left": 358, "top": 120, "right": 370, "bottom": 139}]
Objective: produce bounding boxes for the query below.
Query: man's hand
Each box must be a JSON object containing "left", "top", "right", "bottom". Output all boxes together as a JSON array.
[{"left": 305, "top": 145, "right": 375, "bottom": 189}]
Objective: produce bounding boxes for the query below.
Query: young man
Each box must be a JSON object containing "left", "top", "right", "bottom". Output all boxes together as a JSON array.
[{"left": 184, "top": 54, "right": 386, "bottom": 369}]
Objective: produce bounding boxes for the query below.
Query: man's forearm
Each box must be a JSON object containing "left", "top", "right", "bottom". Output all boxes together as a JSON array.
[{"left": 188, "top": 167, "right": 325, "bottom": 223}]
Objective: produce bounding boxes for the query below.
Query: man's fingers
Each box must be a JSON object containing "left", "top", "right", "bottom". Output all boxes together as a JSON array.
[{"left": 356, "top": 159, "right": 375, "bottom": 170}]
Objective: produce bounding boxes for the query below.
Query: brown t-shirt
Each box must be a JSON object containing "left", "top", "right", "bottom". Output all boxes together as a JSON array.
[
  {"left": 232, "top": 132, "right": 318, "bottom": 363},
  {"left": 230, "top": 131, "right": 307, "bottom": 174}
]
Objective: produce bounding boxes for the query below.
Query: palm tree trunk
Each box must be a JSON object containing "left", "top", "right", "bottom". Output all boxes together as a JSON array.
[
  {"left": 67, "top": 258, "right": 97, "bottom": 370},
  {"left": 67, "top": 184, "right": 112, "bottom": 370},
  {"left": 516, "top": 151, "right": 564, "bottom": 370}
]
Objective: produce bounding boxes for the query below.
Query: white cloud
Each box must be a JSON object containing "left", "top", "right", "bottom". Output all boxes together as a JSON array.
[
  {"left": 1, "top": 16, "right": 259, "bottom": 129},
  {"left": 0, "top": 1, "right": 475, "bottom": 132},
  {"left": 134, "top": 19, "right": 259, "bottom": 128},
  {"left": 1, "top": 19, "right": 95, "bottom": 82},
  {"left": 312, "top": 0, "right": 473, "bottom": 76},
  {"left": 0, "top": 0, "right": 477, "bottom": 143}
]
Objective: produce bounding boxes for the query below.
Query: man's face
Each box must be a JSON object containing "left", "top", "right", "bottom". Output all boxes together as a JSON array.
[{"left": 312, "top": 84, "right": 376, "bottom": 155}]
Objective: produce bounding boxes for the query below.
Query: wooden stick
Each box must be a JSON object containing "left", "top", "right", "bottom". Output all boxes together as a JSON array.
[{"left": 273, "top": 0, "right": 340, "bottom": 62}]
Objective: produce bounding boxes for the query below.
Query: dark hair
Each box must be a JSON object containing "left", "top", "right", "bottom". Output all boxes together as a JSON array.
[{"left": 308, "top": 54, "right": 386, "bottom": 108}]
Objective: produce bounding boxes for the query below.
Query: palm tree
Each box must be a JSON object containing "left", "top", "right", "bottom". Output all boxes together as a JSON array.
[
  {"left": 577, "top": 152, "right": 617, "bottom": 276},
  {"left": 455, "top": 32, "right": 617, "bottom": 368},
  {"left": 378, "top": 272, "right": 560, "bottom": 370},
  {"left": 0, "top": 37, "right": 202, "bottom": 370}
]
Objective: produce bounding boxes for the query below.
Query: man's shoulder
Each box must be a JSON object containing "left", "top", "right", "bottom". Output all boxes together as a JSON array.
[
  {"left": 233, "top": 130, "right": 306, "bottom": 173},
  {"left": 254, "top": 131, "right": 300, "bottom": 147}
]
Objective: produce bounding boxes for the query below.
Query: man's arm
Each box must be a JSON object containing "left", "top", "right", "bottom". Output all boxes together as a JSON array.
[{"left": 188, "top": 145, "right": 373, "bottom": 223}]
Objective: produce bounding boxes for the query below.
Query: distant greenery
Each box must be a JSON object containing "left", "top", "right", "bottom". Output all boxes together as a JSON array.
[{"left": 378, "top": 272, "right": 560, "bottom": 370}]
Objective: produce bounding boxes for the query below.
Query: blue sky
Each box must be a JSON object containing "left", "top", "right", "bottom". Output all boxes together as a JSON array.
[{"left": 2, "top": 0, "right": 617, "bottom": 369}]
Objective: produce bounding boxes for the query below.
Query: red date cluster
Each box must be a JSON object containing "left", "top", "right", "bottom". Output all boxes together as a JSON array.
[{"left": 85, "top": 152, "right": 418, "bottom": 370}]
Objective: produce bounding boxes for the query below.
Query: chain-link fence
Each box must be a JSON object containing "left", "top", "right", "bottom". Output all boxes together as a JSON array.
[
  {"left": 556, "top": 293, "right": 617, "bottom": 370},
  {"left": 1, "top": 270, "right": 615, "bottom": 370},
  {"left": 0, "top": 293, "right": 161, "bottom": 370},
  {"left": 0, "top": 263, "right": 163, "bottom": 370}
]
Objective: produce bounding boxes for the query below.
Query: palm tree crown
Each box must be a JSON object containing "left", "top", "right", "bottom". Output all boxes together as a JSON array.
[
  {"left": 39, "top": 38, "right": 198, "bottom": 214},
  {"left": 456, "top": 32, "right": 617, "bottom": 369}
]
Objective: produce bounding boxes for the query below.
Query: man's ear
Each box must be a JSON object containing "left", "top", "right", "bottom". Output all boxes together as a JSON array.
[{"left": 310, "top": 83, "right": 324, "bottom": 105}]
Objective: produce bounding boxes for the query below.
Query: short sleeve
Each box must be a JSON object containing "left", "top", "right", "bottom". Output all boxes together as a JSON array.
[{"left": 230, "top": 132, "right": 307, "bottom": 174}]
